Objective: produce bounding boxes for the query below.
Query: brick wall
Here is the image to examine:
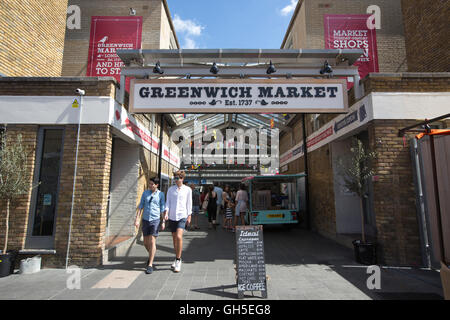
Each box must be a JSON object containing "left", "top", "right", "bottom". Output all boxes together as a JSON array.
[
  {"left": 54, "top": 124, "right": 112, "bottom": 267},
  {"left": 369, "top": 120, "right": 422, "bottom": 265},
  {"left": 308, "top": 144, "right": 337, "bottom": 238},
  {"left": 362, "top": 73, "right": 450, "bottom": 93},
  {"left": 0, "top": 0, "right": 68, "bottom": 76},
  {"left": 0, "top": 125, "right": 38, "bottom": 252},
  {"left": 401, "top": 0, "right": 450, "bottom": 72},
  {"left": 0, "top": 77, "right": 117, "bottom": 97},
  {"left": 283, "top": 0, "right": 408, "bottom": 73},
  {"left": 0, "top": 124, "right": 113, "bottom": 267},
  {"left": 62, "top": 0, "right": 173, "bottom": 76},
  {"left": 278, "top": 74, "right": 450, "bottom": 265}
]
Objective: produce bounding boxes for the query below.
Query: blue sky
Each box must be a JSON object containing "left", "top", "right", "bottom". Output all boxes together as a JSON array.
[{"left": 167, "top": 0, "right": 298, "bottom": 49}]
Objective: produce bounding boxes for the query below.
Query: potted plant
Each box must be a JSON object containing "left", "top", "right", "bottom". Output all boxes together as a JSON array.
[
  {"left": 0, "top": 131, "right": 32, "bottom": 277},
  {"left": 338, "top": 137, "right": 378, "bottom": 265}
]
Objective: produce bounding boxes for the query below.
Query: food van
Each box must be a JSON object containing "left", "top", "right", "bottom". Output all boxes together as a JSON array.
[{"left": 242, "top": 174, "right": 306, "bottom": 226}]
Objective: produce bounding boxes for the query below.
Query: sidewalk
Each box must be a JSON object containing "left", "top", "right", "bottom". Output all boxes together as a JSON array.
[{"left": 0, "top": 213, "right": 444, "bottom": 300}]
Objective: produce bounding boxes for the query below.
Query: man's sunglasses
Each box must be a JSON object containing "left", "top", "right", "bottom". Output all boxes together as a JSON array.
[{"left": 174, "top": 176, "right": 182, "bottom": 180}]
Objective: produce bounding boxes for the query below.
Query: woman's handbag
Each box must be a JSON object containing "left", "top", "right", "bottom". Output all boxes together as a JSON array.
[{"left": 202, "top": 194, "right": 209, "bottom": 211}]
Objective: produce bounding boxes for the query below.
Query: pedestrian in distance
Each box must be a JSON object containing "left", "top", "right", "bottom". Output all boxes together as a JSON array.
[
  {"left": 234, "top": 183, "right": 249, "bottom": 231},
  {"left": 205, "top": 185, "right": 218, "bottom": 230},
  {"left": 213, "top": 183, "right": 223, "bottom": 226},
  {"left": 135, "top": 177, "right": 165, "bottom": 274},
  {"left": 190, "top": 183, "right": 201, "bottom": 230},
  {"left": 164, "top": 170, "right": 192, "bottom": 273},
  {"left": 223, "top": 185, "right": 234, "bottom": 230}
]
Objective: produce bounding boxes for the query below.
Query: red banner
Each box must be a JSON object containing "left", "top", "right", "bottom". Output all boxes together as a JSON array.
[
  {"left": 87, "top": 16, "right": 143, "bottom": 91},
  {"left": 324, "top": 14, "right": 379, "bottom": 89}
]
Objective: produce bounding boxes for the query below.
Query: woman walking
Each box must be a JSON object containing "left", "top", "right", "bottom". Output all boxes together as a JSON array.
[
  {"left": 223, "top": 185, "right": 234, "bottom": 230},
  {"left": 234, "top": 184, "right": 248, "bottom": 230},
  {"left": 205, "top": 185, "right": 217, "bottom": 230}
]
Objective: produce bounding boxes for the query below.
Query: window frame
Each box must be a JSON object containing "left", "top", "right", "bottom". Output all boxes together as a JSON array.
[{"left": 25, "top": 126, "right": 65, "bottom": 249}]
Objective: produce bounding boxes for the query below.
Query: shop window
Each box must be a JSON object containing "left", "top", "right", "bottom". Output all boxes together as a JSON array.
[{"left": 26, "top": 128, "right": 64, "bottom": 249}]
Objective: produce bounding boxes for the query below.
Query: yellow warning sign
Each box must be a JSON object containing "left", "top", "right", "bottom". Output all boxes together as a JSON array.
[{"left": 72, "top": 99, "right": 79, "bottom": 108}]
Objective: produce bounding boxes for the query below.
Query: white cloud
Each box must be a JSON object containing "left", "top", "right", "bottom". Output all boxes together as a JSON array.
[
  {"left": 173, "top": 14, "right": 204, "bottom": 49},
  {"left": 280, "top": 0, "right": 298, "bottom": 16},
  {"left": 184, "top": 37, "right": 198, "bottom": 49},
  {"left": 173, "top": 14, "right": 204, "bottom": 37}
]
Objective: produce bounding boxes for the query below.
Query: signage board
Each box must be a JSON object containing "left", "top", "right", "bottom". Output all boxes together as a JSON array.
[
  {"left": 324, "top": 14, "right": 379, "bottom": 90},
  {"left": 235, "top": 225, "right": 267, "bottom": 299},
  {"left": 130, "top": 79, "right": 348, "bottom": 114},
  {"left": 87, "top": 16, "right": 143, "bottom": 91}
]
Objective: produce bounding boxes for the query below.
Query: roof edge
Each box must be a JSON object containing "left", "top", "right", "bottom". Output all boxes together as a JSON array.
[
  {"left": 280, "top": 0, "right": 304, "bottom": 49},
  {"left": 162, "top": 0, "right": 180, "bottom": 49}
]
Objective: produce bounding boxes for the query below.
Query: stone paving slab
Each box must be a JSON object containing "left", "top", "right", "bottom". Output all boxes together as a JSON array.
[{"left": 0, "top": 213, "right": 445, "bottom": 300}]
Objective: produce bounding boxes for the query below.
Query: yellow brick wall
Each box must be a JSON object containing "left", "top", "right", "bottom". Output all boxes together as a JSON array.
[
  {"left": 0, "top": 0, "right": 68, "bottom": 76},
  {"left": 61, "top": 0, "right": 175, "bottom": 76},
  {"left": 284, "top": 0, "right": 408, "bottom": 73}
]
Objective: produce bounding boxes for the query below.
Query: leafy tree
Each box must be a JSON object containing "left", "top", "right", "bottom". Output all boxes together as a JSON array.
[
  {"left": 338, "top": 138, "right": 377, "bottom": 243},
  {"left": 0, "top": 132, "right": 32, "bottom": 254}
]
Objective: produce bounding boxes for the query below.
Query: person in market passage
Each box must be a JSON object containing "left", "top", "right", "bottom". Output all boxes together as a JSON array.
[
  {"left": 223, "top": 185, "right": 235, "bottom": 230},
  {"left": 135, "top": 177, "right": 165, "bottom": 274},
  {"left": 164, "top": 170, "right": 192, "bottom": 273},
  {"left": 234, "top": 183, "right": 248, "bottom": 230},
  {"left": 213, "top": 183, "right": 223, "bottom": 226},
  {"left": 205, "top": 185, "right": 218, "bottom": 230},
  {"left": 190, "top": 183, "right": 201, "bottom": 230}
]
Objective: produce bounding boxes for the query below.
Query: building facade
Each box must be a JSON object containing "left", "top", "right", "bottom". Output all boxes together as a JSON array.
[
  {"left": 0, "top": 0, "right": 69, "bottom": 76},
  {"left": 281, "top": 0, "right": 408, "bottom": 73},
  {"left": 62, "top": 0, "right": 178, "bottom": 77},
  {"left": 0, "top": 0, "right": 180, "bottom": 267},
  {"left": 401, "top": 0, "right": 450, "bottom": 72},
  {"left": 279, "top": 0, "right": 450, "bottom": 266}
]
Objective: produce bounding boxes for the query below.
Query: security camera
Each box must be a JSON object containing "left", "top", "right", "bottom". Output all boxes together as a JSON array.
[{"left": 75, "top": 88, "right": 86, "bottom": 96}]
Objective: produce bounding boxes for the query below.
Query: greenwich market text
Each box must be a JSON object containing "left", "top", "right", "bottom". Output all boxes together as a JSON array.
[{"left": 139, "top": 86, "right": 340, "bottom": 100}]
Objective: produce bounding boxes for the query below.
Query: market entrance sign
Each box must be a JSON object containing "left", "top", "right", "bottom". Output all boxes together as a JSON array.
[{"left": 129, "top": 79, "right": 348, "bottom": 114}]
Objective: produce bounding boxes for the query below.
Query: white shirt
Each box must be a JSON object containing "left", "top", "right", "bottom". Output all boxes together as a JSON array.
[{"left": 165, "top": 184, "right": 192, "bottom": 221}]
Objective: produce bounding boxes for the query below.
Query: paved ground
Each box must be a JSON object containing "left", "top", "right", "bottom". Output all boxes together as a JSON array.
[{"left": 0, "top": 213, "right": 444, "bottom": 300}]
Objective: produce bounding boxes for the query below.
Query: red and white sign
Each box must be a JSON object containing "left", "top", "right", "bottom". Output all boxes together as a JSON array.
[
  {"left": 324, "top": 14, "right": 379, "bottom": 89},
  {"left": 162, "top": 144, "right": 181, "bottom": 168},
  {"left": 87, "top": 16, "right": 143, "bottom": 91},
  {"left": 112, "top": 103, "right": 181, "bottom": 168},
  {"left": 113, "top": 104, "right": 159, "bottom": 154}
]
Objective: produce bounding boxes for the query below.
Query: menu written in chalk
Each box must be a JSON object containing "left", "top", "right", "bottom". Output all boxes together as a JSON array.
[{"left": 235, "top": 225, "right": 267, "bottom": 299}]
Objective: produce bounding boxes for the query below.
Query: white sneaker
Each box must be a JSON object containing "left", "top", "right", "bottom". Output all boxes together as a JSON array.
[
  {"left": 171, "top": 259, "right": 176, "bottom": 269},
  {"left": 174, "top": 259, "right": 182, "bottom": 272}
]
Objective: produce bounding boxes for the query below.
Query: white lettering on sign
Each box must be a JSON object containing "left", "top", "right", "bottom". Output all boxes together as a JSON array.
[{"left": 130, "top": 80, "right": 348, "bottom": 114}]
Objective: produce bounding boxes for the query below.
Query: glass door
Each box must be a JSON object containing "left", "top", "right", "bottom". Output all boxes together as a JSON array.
[{"left": 26, "top": 128, "right": 64, "bottom": 249}]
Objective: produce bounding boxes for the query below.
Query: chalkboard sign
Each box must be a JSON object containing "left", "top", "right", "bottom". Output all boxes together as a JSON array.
[{"left": 235, "top": 225, "right": 268, "bottom": 299}]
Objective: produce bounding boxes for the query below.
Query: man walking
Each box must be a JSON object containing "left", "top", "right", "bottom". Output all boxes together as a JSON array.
[
  {"left": 164, "top": 170, "right": 192, "bottom": 272},
  {"left": 213, "top": 183, "right": 223, "bottom": 226},
  {"left": 135, "top": 177, "right": 165, "bottom": 274}
]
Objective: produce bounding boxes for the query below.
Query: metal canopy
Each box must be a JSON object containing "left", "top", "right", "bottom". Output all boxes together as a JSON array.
[
  {"left": 172, "top": 112, "right": 289, "bottom": 134},
  {"left": 116, "top": 49, "right": 365, "bottom": 132},
  {"left": 117, "top": 48, "right": 364, "bottom": 67}
]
